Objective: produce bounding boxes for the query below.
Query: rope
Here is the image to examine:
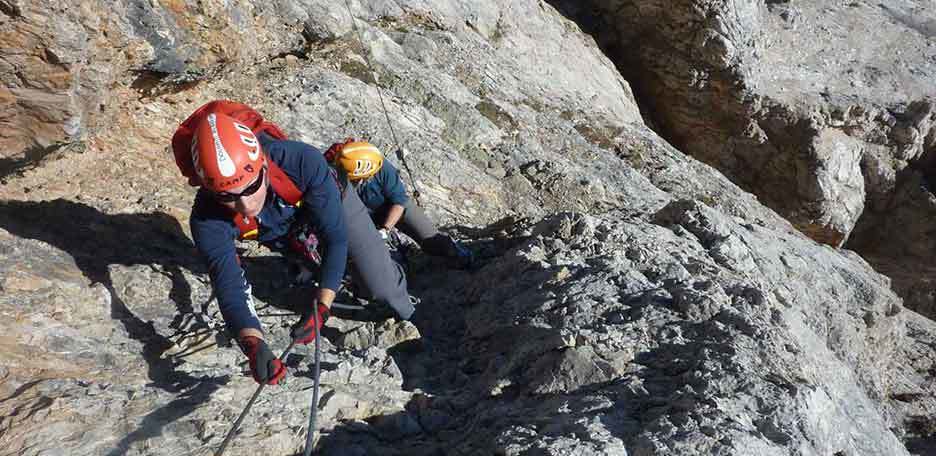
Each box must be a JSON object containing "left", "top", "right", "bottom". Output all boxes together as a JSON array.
[
  {"left": 342, "top": 0, "right": 423, "bottom": 205},
  {"left": 301, "top": 309, "right": 322, "bottom": 456}
]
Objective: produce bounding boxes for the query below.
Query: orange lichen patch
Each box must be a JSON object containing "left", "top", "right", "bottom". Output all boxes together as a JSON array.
[
  {"left": 796, "top": 222, "right": 846, "bottom": 247},
  {"left": 45, "top": 66, "right": 74, "bottom": 89},
  {"left": 0, "top": 28, "right": 35, "bottom": 54},
  {"left": 162, "top": 0, "right": 187, "bottom": 15},
  {"left": 0, "top": 86, "right": 15, "bottom": 105},
  {"left": 0, "top": 335, "right": 94, "bottom": 381},
  {"left": 1, "top": 272, "right": 54, "bottom": 292}
]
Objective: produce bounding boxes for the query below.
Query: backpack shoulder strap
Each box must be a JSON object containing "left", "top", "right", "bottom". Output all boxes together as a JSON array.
[{"left": 267, "top": 159, "right": 303, "bottom": 206}]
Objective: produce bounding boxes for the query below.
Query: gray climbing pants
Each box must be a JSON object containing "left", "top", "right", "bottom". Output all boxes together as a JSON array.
[{"left": 342, "top": 181, "right": 415, "bottom": 320}]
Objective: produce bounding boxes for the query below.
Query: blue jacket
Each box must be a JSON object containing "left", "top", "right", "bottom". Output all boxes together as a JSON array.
[
  {"left": 190, "top": 134, "right": 347, "bottom": 334},
  {"left": 354, "top": 159, "right": 409, "bottom": 211}
]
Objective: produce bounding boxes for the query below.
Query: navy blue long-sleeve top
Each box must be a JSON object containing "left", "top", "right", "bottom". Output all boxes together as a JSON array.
[
  {"left": 354, "top": 159, "right": 409, "bottom": 211},
  {"left": 190, "top": 134, "right": 347, "bottom": 334}
]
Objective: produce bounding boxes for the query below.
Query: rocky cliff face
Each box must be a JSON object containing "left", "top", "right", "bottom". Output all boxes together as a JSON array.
[
  {"left": 549, "top": 0, "right": 936, "bottom": 315},
  {"left": 0, "top": 1, "right": 934, "bottom": 455}
]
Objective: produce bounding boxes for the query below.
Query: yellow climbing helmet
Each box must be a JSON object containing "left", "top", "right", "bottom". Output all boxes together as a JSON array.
[{"left": 336, "top": 141, "right": 383, "bottom": 181}]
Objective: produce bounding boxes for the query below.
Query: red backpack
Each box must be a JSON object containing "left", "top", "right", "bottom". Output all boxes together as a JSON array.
[{"left": 171, "top": 100, "right": 303, "bottom": 239}]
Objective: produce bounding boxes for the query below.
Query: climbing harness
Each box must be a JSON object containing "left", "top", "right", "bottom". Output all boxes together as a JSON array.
[{"left": 342, "top": 0, "right": 423, "bottom": 206}]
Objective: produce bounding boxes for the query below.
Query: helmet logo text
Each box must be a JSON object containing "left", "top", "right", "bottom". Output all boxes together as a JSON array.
[
  {"left": 190, "top": 135, "right": 204, "bottom": 179},
  {"left": 234, "top": 122, "right": 261, "bottom": 161},
  {"left": 207, "top": 113, "right": 237, "bottom": 177}
]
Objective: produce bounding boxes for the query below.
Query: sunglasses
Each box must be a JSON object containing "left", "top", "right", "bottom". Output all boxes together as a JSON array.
[{"left": 214, "top": 167, "right": 266, "bottom": 202}]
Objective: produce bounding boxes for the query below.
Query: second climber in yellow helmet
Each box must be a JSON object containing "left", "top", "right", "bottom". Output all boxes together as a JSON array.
[
  {"left": 326, "top": 139, "right": 474, "bottom": 269},
  {"left": 334, "top": 141, "right": 384, "bottom": 181}
]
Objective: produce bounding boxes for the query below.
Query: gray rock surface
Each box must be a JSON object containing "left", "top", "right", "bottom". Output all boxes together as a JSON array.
[
  {"left": 552, "top": 0, "right": 936, "bottom": 240},
  {"left": 454, "top": 208, "right": 906, "bottom": 454},
  {"left": 0, "top": 0, "right": 933, "bottom": 455},
  {"left": 0, "top": 200, "right": 913, "bottom": 455},
  {"left": 547, "top": 0, "right": 936, "bottom": 313}
]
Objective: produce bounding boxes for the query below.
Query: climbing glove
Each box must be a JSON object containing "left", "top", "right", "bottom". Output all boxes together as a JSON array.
[
  {"left": 290, "top": 301, "right": 330, "bottom": 345},
  {"left": 239, "top": 336, "right": 286, "bottom": 385}
]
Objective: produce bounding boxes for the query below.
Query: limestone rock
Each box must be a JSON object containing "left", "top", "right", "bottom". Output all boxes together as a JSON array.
[
  {"left": 555, "top": 0, "right": 934, "bottom": 243},
  {"left": 548, "top": 0, "right": 936, "bottom": 318},
  {"left": 458, "top": 207, "right": 906, "bottom": 454},
  {"left": 0, "top": 1, "right": 932, "bottom": 455}
]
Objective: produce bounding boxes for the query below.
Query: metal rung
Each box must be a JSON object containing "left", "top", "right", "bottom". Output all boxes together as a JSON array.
[{"left": 329, "top": 301, "right": 368, "bottom": 311}]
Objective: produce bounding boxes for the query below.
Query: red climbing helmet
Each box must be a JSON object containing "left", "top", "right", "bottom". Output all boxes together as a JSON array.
[{"left": 191, "top": 112, "right": 266, "bottom": 192}]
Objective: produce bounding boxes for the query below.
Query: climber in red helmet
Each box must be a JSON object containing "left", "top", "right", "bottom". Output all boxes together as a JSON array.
[{"left": 174, "top": 101, "right": 414, "bottom": 385}]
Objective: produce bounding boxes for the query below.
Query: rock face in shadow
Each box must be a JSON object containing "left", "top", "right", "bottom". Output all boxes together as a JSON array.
[
  {"left": 886, "top": 311, "right": 936, "bottom": 454},
  {"left": 0, "top": 0, "right": 933, "bottom": 455}
]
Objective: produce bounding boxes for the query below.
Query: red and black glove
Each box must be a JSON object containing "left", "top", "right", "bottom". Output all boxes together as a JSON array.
[
  {"left": 290, "top": 302, "right": 330, "bottom": 345},
  {"left": 323, "top": 137, "right": 356, "bottom": 162},
  {"left": 239, "top": 336, "right": 286, "bottom": 385}
]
